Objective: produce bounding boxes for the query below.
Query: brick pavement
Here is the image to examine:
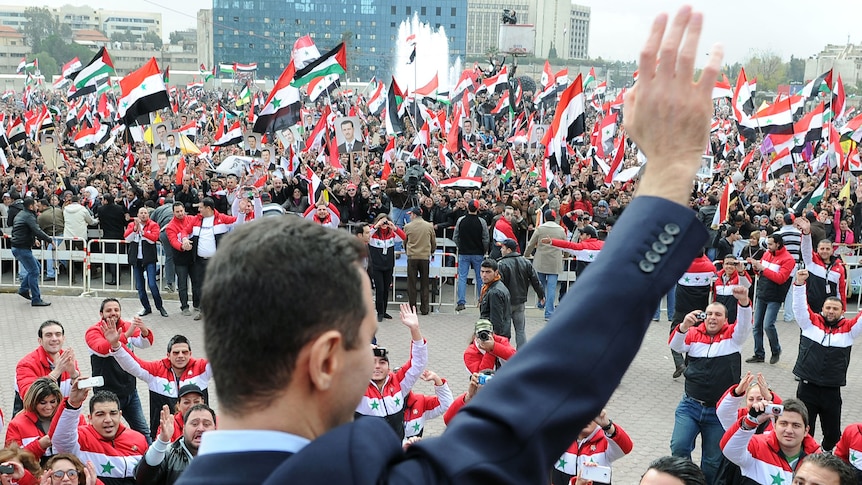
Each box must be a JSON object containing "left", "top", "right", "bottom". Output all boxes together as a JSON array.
[{"left": 1, "top": 289, "right": 862, "bottom": 483}]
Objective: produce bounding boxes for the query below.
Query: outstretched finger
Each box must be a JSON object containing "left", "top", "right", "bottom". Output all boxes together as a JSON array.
[
  {"left": 675, "top": 9, "right": 702, "bottom": 79},
  {"left": 656, "top": 6, "right": 693, "bottom": 79},
  {"left": 636, "top": 12, "right": 668, "bottom": 90},
  {"left": 696, "top": 43, "right": 724, "bottom": 99}
]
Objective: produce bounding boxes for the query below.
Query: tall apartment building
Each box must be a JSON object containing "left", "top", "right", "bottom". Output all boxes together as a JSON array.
[
  {"left": 0, "top": 5, "right": 161, "bottom": 40},
  {"left": 197, "top": 9, "right": 214, "bottom": 70},
  {"left": 804, "top": 43, "right": 862, "bottom": 87},
  {"left": 0, "top": 25, "right": 28, "bottom": 73},
  {"left": 211, "top": 0, "right": 468, "bottom": 80}
]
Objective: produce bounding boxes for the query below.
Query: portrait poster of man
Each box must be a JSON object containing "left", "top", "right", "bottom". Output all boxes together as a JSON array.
[
  {"left": 163, "top": 132, "right": 182, "bottom": 159},
  {"left": 276, "top": 126, "right": 302, "bottom": 152},
  {"left": 245, "top": 132, "right": 263, "bottom": 158},
  {"left": 39, "top": 132, "right": 60, "bottom": 171},
  {"left": 260, "top": 147, "right": 276, "bottom": 171},
  {"left": 334, "top": 116, "right": 364, "bottom": 153},
  {"left": 153, "top": 122, "right": 173, "bottom": 149},
  {"left": 150, "top": 149, "right": 178, "bottom": 178},
  {"left": 530, "top": 125, "right": 548, "bottom": 149},
  {"left": 697, "top": 155, "right": 714, "bottom": 180}
]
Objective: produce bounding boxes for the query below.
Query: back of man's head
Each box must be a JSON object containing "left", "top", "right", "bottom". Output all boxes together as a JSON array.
[
  {"left": 201, "top": 217, "right": 368, "bottom": 415},
  {"left": 640, "top": 456, "right": 706, "bottom": 485},
  {"left": 795, "top": 453, "right": 857, "bottom": 485}
]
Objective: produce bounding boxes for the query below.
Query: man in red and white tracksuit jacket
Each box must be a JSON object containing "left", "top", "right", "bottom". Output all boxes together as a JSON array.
[
  {"left": 490, "top": 209, "right": 518, "bottom": 259},
  {"left": 551, "top": 412, "right": 633, "bottom": 485},
  {"left": 714, "top": 256, "right": 752, "bottom": 324},
  {"left": 14, "top": 321, "right": 80, "bottom": 414},
  {"left": 835, "top": 423, "right": 862, "bottom": 481},
  {"left": 50, "top": 391, "right": 148, "bottom": 485},
  {"left": 355, "top": 308, "right": 427, "bottom": 441},
  {"left": 402, "top": 370, "right": 454, "bottom": 442},
  {"left": 720, "top": 398, "right": 821, "bottom": 485}
]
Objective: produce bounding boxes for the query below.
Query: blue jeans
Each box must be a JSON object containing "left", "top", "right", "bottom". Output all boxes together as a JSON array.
[
  {"left": 158, "top": 231, "right": 175, "bottom": 289},
  {"left": 118, "top": 390, "right": 152, "bottom": 444},
  {"left": 753, "top": 299, "right": 782, "bottom": 358},
  {"left": 45, "top": 236, "right": 64, "bottom": 278},
  {"left": 783, "top": 287, "right": 794, "bottom": 321},
  {"left": 536, "top": 272, "right": 558, "bottom": 319},
  {"left": 654, "top": 288, "right": 676, "bottom": 320},
  {"left": 457, "top": 254, "right": 484, "bottom": 305},
  {"left": 133, "top": 260, "right": 163, "bottom": 312},
  {"left": 12, "top": 247, "right": 43, "bottom": 303},
  {"left": 670, "top": 394, "right": 725, "bottom": 485},
  {"left": 511, "top": 302, "right": 526, "bottom": 348}
]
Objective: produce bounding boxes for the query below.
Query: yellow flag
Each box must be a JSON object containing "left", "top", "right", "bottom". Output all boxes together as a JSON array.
[{"left": 839, "top": 181, "right": 851, "bottom": 202}]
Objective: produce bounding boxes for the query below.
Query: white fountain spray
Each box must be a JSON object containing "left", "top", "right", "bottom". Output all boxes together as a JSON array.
[{"left": 393, "top": 13, "right": 461, "bottom": 94}]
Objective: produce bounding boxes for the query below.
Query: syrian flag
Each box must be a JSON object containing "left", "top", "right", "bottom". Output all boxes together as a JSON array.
[
  {"left": 543, "top": 73, "right": 586, "bottom": 175},
  {"left": 214, "top": 120, "right": 243, "bottom": 147},
  {"left": 367, "top": 80, "right": 386, "bottom": 115},
  {"left": 291, "top": 43, "right": 347, "bottom": 88},
  {"left": 792, "top": 102, "right": 824, "bottom": 145},
  {"left": 712, "top": 74, "right": 733, "bottom": 99},
  {"left": 303, "top": 105, "right": 329, "bottom": 152},
  {"left": 540, "top": 61, "right": 554, "bottom": 89},
  {"left": 74, "top": 123, "right": 98, "bottom": 148},
  {"left": 415, "top": 73, "right": 439, "bottom": 97},
  {"left": 118, "top": 57, "right": 170, "bottom": 124},
  {"left": 234, "top": 62, "right": 258, "bottom": 73},
  {"left": 70, "top": 47, "right": 115, "bottom": 99},
  {"left": 178, "top": 120, "right": 197, "bottom": 140},
  {"left": 801, "top": 70, "right": 832, "bottom": 100},
  {"left": 413, "top": 120, "right": 430, "bottom": 147},
  {"left": 491, "top": 95, "right": 510, "bottom": 115},
  {"left": 305, "top": 165, "right": 325, "bottom": 204},
  {"left": 711, "top": 181, "right": 737, "bottom": 228},
  {"left": 281, "top": 145, "right": 301, "bottom": 177},
  {"left": 840, "top": 112, "right": 862, "bottom": 143},
  {"left": 597, "top": 111, "right": 618, "bottom": 158},
  {"left": 461, "top": 160, "right": 484, "bottom": 177},
  {"left": 480, "top": 66, "right": 508, "bottom": 94},
  {"left": 6, "top": 117, "right": 25, "bottom": 145},
  {"left": 832, "top": 75, "right": 846, "bottom": 124},
  {"left": 439, "top": 176, "right": 482, "bottom": 189},
  {"left": 761, "top": 148, "right": 795, "bottom": 181},
  {"left": 791, "top": 174, "right": 826, "bottom": 216},
  {"left": 252, "top": 62, "right": 302, "bottom": 134},
  {"left": 292, "top": 35, "right": 321, "bottom": 69},
  {"left": 122, "top": 144, "right": 135, "bottom": 180},
  {"left": 603, "top": 133, "right": 626, "bottom": 184},
  {"left": 450, "top": 70, "right": 475, "bottom": 103},
  {"left": 307, "top": 73, "right": 340, "bottom": 102},
  {"left": 385, "top": 77, "right": 406, "bottom": 135},
  {"left": 62, "top": 57, "right": 82, "bottom": 79}
]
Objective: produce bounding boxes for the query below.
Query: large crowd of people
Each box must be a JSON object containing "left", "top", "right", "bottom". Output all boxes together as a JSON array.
[{"left": 2, "top": 5, "right": 862, "bottom": 485}]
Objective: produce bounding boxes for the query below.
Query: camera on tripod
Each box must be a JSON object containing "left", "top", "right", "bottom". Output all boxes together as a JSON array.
[{"left": 404, "top": 163, "right": 426, "bottom": 192}]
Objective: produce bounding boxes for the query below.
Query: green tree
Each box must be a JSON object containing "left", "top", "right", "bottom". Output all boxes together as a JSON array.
[
  {"left": 22, "top": 6, "right": 59, "bottom": 52},
  {"left": 787, "top": 56, "right": 805, "bottom": 84},
  {"left": 40, "top": 35, "right": 95, "bottom": 68},
  {"left": 548, "top": 42, "right": 557, "bottom": 60},
  {"left": 32, "top": 51, "right": 58, "bottom": 77},
  {"left": 743, "top": 49, "right": 786, "bottom": 92},
  {"left": 143, "top": 31, "right": 162, "bottom": 49},
  {"left": 169, "top": 31, "right": 183, "bottom": 45}
]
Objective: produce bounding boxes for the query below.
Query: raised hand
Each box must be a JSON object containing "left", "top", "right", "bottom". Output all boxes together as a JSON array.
[{"left": 158, "top": 404, "right": 174, "bottom": 443}]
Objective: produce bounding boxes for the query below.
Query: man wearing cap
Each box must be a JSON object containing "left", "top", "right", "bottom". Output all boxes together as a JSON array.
[
  {"left": 525, "top": 209, "right": 566, "bottom": 320},
  {"left": 464, "top": 319, "right": 516, "bottom": 374},
  {"left": 12, "top": 197, "right": 53, "bottom": 306},
  {"left": 157, "top": 384, "right": 206, "bottom": 442},
  {"left": 541, "top": 223, "right": 604, "bottom": 279},
  {"left": 479, "top": 258, "right": 512, "bottom": 339},
  {"left": 453, "top": 199, "right": 489, "bottom": 312},
  {"left": 0, "top": 192, "right": 12, "bottom": 224},
  {"left": 498, "top": 239, "right": 544, "bottom": 348},
  {"left": 103, "top": 327, "right": 212, "bottom": 440},
  {"left": 136, "top": 403, "right": 217, "bottom": 485},
  {"left": 490, "top": 206, "right": 519, "bottom": 260},
  {"left": 404, "top": 207, "right": 436, "bottom": 315},
  {"left": 355, "top": 303, "right": 427, "bottom": 441}
]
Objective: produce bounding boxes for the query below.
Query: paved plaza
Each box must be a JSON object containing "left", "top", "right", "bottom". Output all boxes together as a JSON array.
[{"left": 2, "top": 287, "right": 862, "bottom": 483}]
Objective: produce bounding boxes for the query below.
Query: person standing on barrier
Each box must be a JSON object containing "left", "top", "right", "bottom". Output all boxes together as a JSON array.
[
  {"left": 97, "top": 194, "right": 127, "bottom": 286},
  {"left": 125, "top": 207, "right": 168, "bottom": 318},
  {"left": 37, "top": 198, "right": 64, "bottom": 282},
  {"left": 166, "top": 203, "right": 197, "bottom": 317},
  {"left": 11, "top": 197, "right": 53, "bottom": 307}
]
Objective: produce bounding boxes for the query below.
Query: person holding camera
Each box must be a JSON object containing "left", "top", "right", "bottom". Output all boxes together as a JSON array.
[
  {"left": 791, "top": 268, "right": 862, "bottom": 452},
  {"left": 442, "top": 370, "right": 495, "bottom": 426},
  {"left": 355, "top": 304, "right": 427, "bottom": 441},
  {"left": 463, "top": 319, "right": 516, "bottom": 374},
  {"left": 368, "top": 214, "right": 406, "bottom": 322},
  {"left": 796, "top": 217, "right": 846, "bottom": 313},
  {"left": 669, "top": 285, "right": 752, "bottom": 485},
  {"left": 714, "top": 255, "right": 752, "bottom": 325},
  {"left": 551, "top": 409, "right": 633, "bottom": 485},
  {"left": 720, "top": 398, "right": 821, "bottom": 485}
]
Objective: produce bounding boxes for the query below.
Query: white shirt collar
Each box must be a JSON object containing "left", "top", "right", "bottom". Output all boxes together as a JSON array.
[{"left": 198, "top": 429, "right": 310, "bottom": 455}]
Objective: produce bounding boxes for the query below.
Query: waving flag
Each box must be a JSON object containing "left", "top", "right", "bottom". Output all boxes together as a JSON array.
[
  {"left": 62, "top": 57, "right": 82, "bottom": 79},
  {"left": 118, "top": 57, "right": 170, "bottom": 124},
  {"left": 214, "top": 120, "right": 244, "bottom": 147},
  {"left": 292, "top": 35, "right": 321, "bottom": 69},
  {"left": 71, "top": 47, "right": 115, "bottom": 99},
  {"left": 291, "top": 43, "right": 347, "bottom": 88},
  {"left": 252, "top": 63, "right": 301, "bottom": 134},
  {"left": 307, "top": 73, "right": 340, "bottom": 102}
]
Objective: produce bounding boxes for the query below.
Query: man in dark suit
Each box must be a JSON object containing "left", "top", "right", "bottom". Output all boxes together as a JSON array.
[
  {"left": 175, "top": 7, "right": 722, "bottom": 485},
  {"left": 337, "top": 119, "right": 365, "bottom": 153},
  {"left": 164, "top": 134, "right": 181, "bottom": 157},
  {"left": 244, "top": 135, "right": 262, "bottom": 157}
]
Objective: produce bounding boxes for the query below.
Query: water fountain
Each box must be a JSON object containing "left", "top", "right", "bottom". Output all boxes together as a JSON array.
[{"left": 393, "top": 14, "right": 461, "bottom": 95}]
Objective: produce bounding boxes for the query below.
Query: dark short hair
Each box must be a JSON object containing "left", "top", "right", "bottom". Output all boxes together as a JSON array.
[
  {"left": 340, "top": 119, "right": 354, "bottom": 128},
  {"left": 99, "top": 298, "right": 120, "bottom": 313},
  {"left": 201, "top": 217, "right": 368, "bottom": 414},
  {"left": 781, "top": 398, "right": 809, "bottom": 426},
  {"left": 167, "top": 335, "right": 191, "bottom": 353},
  {"left": 481, "top": 258, "right": 498, "bottom": 271},
  {"left": 797, "top": 453, "right": 856, "bottom": 485},
  {"left": 173, "top": 201, "right": 185, "bottom": 210},
  {"left": 38, "top": 320, "right": 64, "bottom": 338},
  {"left": 352, "top": 222, "right": 369, "bottom": 236},
  {"left": 769, "top": 233, "right": 784, "bottom": 248},
  {"left": 183, "top": 403, "right": 216, "bottom": 424},
  {"left": 201, "top": 197, "right": 215, "bottom": 209},
  {"left": 22, "top": 197, "right": 35, "bottom": 209},
  {"left": 641, "top": 456, "right": 706, "bottom": 485},
  {"left": 89, "top": 390, "right": 119, "bottom": 414}
]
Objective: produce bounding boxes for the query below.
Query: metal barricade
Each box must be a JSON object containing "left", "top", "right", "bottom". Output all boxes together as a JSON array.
[
  {"left": 0, "top": 235, "right": 89, "bottom": 293},
  {"left": 86, "top": 239, "right": 167, "bottom": 295}
]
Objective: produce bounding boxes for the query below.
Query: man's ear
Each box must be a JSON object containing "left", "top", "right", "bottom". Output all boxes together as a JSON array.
[{"left": 306, "top": 330, "right": 343, "bottom": 391}]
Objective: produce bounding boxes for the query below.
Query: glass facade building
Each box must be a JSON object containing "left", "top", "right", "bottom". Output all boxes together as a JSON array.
[{"left": 212, "top": 0, "right": 467, "bottom": 80}]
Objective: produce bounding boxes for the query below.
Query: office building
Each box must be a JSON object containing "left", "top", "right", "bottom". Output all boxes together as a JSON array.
[
  {"left": 212, "top": 0, "right": 467, "bottom": 80},
  {"left": 466, "top": 0, "right": 530, "bottom": 57}
]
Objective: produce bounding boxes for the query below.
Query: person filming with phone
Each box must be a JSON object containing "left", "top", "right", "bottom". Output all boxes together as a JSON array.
[{"left": 669, "top": 286, "right": 752, "bottom": 484}]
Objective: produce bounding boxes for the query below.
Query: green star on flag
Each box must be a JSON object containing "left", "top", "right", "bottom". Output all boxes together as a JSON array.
[
  {"left": 140, "top": 83, "right": 146, "bottom": 90},
  {"left": 163, "top": 383, "right": 172, "bottom": 393},
  {"left": 394, "top": 397, "right": 401, "bottom": 406},
  {"left": 557, "top": 458, "right": 567, "bottom": 468},
  {"left": 684, "top": 276, "right": 691, "bottom": 283},
  {"left": 851, "top": 451, "right": 858, "bottom": 462},
  {"left": 272, "top": 98, "right": 281, "bottom": 108},
  {"left": 101, "top": 461, "right": 116, "bottom": 474},
  {"left": 370, "top": 400, "right": 379, "bottom": 410},
  {"left": 412, "top": 422, "right": 420, "bottom": 432},
  {"left": 770, "top": 473, "right": 785, "bottom": 485}
]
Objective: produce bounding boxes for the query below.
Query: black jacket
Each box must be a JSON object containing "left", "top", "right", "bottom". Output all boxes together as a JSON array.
[
  {"left": 497, "top": 252, "right": 544, "bottom": 304},
  {"left": 135, "top": 438, "right": 194, "bottom": 485},
  {"left": 11, "top": 208, "right": 51, "bottom": 248},
  {"left": 453, "top": 213, "right": 488, "bottom": 256},
  {"left": 479, "top": 279, "right": 512, "bottom": 339},
  {"left": 7, "top": 199, "right": 23, "bottom": 227},
  {"left": 98, "top": 203, "right": 128, "bottom": 240}
]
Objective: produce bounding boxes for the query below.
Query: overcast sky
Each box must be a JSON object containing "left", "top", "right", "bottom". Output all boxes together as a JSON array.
[{"left": 36, "top": 0, "right": 862, "bottom": 65}]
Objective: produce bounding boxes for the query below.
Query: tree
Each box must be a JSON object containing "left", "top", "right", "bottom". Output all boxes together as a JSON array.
[
  {"left": 40, "top": 35, "right": 95, "bottom": 70},
  {"left": 32, "top": 52, "right": 58, "bottom": 77},
  {"left": 341, "top": 30, "right": 354, "bottom": 49},
  {"left": 743, "top": 49, "right": 786, "bottom": 92},
  {"left": 787, "top": 56, "right": 805, "bottom": 84},
  {"left": 169, "top": 31, "right": 183, "bottom": 45},
  {"left": 548, "top": 42, "right": 558, "bottom": 60},
  {"left": 22, "top": 7, "right": 59, "bottom": 52},
  {"left": 143, "top": 31, "right": 162, "bottom": 49}
]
